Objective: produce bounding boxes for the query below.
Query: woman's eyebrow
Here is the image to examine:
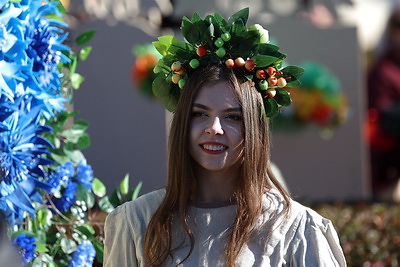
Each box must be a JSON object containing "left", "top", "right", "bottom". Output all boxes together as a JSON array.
[{"left": 192, "top": 103, "right": 242, "bottom": 113}]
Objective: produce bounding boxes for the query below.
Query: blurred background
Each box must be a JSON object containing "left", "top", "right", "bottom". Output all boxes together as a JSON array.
[{"left": 63, "top": 0, "right": 399, "bottom": 202}]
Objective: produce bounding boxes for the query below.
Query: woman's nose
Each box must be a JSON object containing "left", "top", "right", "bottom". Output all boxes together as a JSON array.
[{"left": 205, "top": 117, "right": 224, "bottom": 135}]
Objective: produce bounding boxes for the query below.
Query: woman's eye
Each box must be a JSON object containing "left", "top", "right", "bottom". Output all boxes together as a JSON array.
[
  {"left": 192, "top": 111, "right": 206, "bottom": 117},
  {"left": 226, "top": 114, "right": 242, "bottom": 121}
]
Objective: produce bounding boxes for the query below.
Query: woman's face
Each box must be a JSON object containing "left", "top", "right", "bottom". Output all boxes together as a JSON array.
[{"left": 189, "top": 81, "right": 244, "bottom": 174}]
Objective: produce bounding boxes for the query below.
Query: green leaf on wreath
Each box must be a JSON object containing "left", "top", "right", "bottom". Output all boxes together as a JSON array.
[
  {"left": 274, "top": 89, "right": 292, "bottom": 106},
  {"left": 281, "top": 65, "right": 305, "bottom": 87},
  {"left": 191, "top": 12, "right": 202, "bottom": 23},
  {"left": 252, "top": 55, "right": 280, "bottom": 67},
  {"left": 281, "top": 65, "right": 305, "bottom": 80},
  {"left": 257, "top": 43, "right": 280, "bottom": 54},
  {"left": 169, "top": 41, "right": 195, "bottom": 60},
  {"left": 60, "top": 238, "right": 77, "bottom": 254},
  {"left": 263, "top": 98, "right": 279, "bottom": 118},
  {"left": 182, "top": 17, "right": 200, "bottom": 45},
  {"left": 92, "top": 178, "right": 107, "bottom": 197},
  {"left": 231, "top": 19, "right": 246, "bottom": 36},
  {"left": 213, "top": 12, "right": 228, "bottom": 32},
  {"left": 120, "top": 173, "right": 130, "bottom": 195},
  {"left": 75, "top": 30, "right": 96, "bottom": 46},
  {"left": 153, "top": 76, "right": 171, "bottom": 98},
  {"left": 228, "top": 7, "right": 249, "bottom": 26},
  {"left": 153, "top": 36, "right": 179, "bottom": 56}
]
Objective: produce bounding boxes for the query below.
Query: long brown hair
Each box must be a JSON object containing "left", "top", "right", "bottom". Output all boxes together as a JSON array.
[{"left": 144, "top": 64, "right": 291, "bottom": 266}]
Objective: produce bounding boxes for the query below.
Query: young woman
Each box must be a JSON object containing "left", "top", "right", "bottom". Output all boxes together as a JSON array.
[
  {"left": 104, "top": 64, "right": 346, "bottom": 266},
  {"left": 104, "top": 8, "right": 346, "bottom": 267}
]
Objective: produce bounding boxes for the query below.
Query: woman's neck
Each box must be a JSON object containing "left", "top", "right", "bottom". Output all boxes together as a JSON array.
[{"left": 194, "top": 166, "right": 240, "bottom": 205}]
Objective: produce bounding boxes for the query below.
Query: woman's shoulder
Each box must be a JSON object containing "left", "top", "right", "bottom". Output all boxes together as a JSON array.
[{"left": 106, "top": 188, "right": 166, "bottom": 224}]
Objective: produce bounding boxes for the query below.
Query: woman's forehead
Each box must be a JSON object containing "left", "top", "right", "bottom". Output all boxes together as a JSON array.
[{"left": 194, "top": 81, "right": 240, "bottom": 108}]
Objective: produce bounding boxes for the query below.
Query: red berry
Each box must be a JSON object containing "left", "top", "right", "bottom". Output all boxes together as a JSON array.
[
  {"left": 277, "top": 77, "right": 287, "bottom": 88},
  {"left": 225, "top": 59, "right": 235, "bottom": 68},
  {"left": 267, "top": 76, "right": 278, "bottom": 87},
  {"left": 256, "top": 69, "right": 266, "bottom": 79},
  {"left": 244, "top": 59, "right": 255, "bottom": 71},
  {"left": 266, "top": 88, "right": 276, "bottom": 98},
  {"left": 196, "top": 46, "right": 207, "bottom": 57},
  {"left": 171, "top": 74, "right": 181, "bottom": 84},
  {"left": 234, "top": 57, "right": 245, "bottom": 67},
  {"left": 176, "top": 66, "right": 185, "bottom": 75},
  {"left": 266, "top": 66, "right": 276, "bottom": 76},
  {"left": 171, "top": 61, "right": 182, "bottom": 72}
]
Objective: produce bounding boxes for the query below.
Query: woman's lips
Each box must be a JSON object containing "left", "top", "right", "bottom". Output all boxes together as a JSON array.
[{"left": 199, "top": 142, "right": 228, "bottom": 154}]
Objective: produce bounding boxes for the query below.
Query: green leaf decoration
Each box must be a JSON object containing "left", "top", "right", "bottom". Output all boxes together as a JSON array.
[
  {"left": 274, "top": 89, "right": 292, "bottom": 106},
  {"left": 213, "top": 12, "right": 228, "bottom": 32},
  {"left": 76, "top": 224, "right": 95, "bottom": 236},
  {"left": 76, "top": 185, "right": 95, "bottom": 208},
  {"left": 99, "top": 196, "right": 115, "bottom": 212},
  {"left": 93, "top": 239, "right": 104, "bottom": 264},
  {"left": 80, "top": 46, "right": 93, "bottom": 61},
  {"left": 71, "top": 73, "right": 85, "bottom": 89},
  {"left": 231, "top": 19, "right": 246, "bottom": 36},
  {"left": 120, "top": 173, "right": 130, "bottom": 195},
  {"left": 153, "top": 36, "right": 179, "bottom": 56},
  {"left": 257, "top": 43, "right": 280, "bottom": 54},
  {"left": 282, "top": 65, "right": 305, "bottom": 87},
  {"left": 75, "top": 30, "right": 96, "bottom": 46},
  {"left": 169, "top": 41, "right": 195, "bottom": 60},
  {"left": 60, "top": 238, "right": 77, "bottom": 254},
  {"left": 153, "top": 76, "right": 171, "bottom": 98},
  {"left": 77, "top": 133, "right": 90, "bottom": 149},
  {"left": 72, "top": 120, "right": 89, "bottom": 131},
  {"left": 191, "top": 12, "right": 202, "bottom": 23},
  {"left": 263, "top": 98, "right": 279, "bottom": 118},
  {"left": 35, "top": 241, "right": 49, "bottom": 253},
  {"left": 109, "top": 189, "right": 122, "bottom": 207},
  {"left": 252, "top": 55, "right": 280, "bottom": 67},
  {"left": 182, "top": 17, "right": 200, "bottom": 45},
  {"left": 282, "top": 65, "right": 305, "bottom": 79},
  {"left": 92, "top": 178, "right": 107, "bottom": 197},
  {"left": 227, "top": 7, "right": 249, "bottom": 26},
  {"left": 129, "top": 181, "right": 143, "bottom": 201}
]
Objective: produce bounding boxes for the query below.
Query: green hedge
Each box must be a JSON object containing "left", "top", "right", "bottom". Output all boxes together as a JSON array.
[{"left": 312, "top": 202, "right": 400, "bottom": 266}]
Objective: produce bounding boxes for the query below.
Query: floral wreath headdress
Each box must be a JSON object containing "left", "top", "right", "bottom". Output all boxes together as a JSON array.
[{"left": 152, "top": 7, "right": 305, "bottom": 118}]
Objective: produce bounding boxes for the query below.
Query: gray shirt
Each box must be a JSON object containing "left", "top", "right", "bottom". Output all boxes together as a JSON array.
[{"left": 104, "top": 189, "right": 346, "bottom": 266}]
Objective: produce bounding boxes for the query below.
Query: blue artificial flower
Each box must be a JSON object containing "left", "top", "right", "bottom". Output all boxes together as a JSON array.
[
  {"left": 74, "top": 160, "right": 93, "bottom": 190},
  {"left": 0, "top": 95, "right": 53, "bottom": 224},
  {"left": 68, "top": 240, "right": 96, "bottom": 267},
  {"left": 46, "top": 161, "right": 75, "bottom": 192},
  {"left": 0, "top": 0, "right": 70, "bottom": 119},
  {"left": 53, "top": 180, "right": 78, "bottom": 213},
  {"left": 13, "top": 232, "right": 37, "bottom": 264}
]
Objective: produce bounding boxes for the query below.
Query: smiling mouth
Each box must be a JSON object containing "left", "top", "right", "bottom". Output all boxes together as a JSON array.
[{"left": 201, "top": 144, "right": 228, "bottom": 152}]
